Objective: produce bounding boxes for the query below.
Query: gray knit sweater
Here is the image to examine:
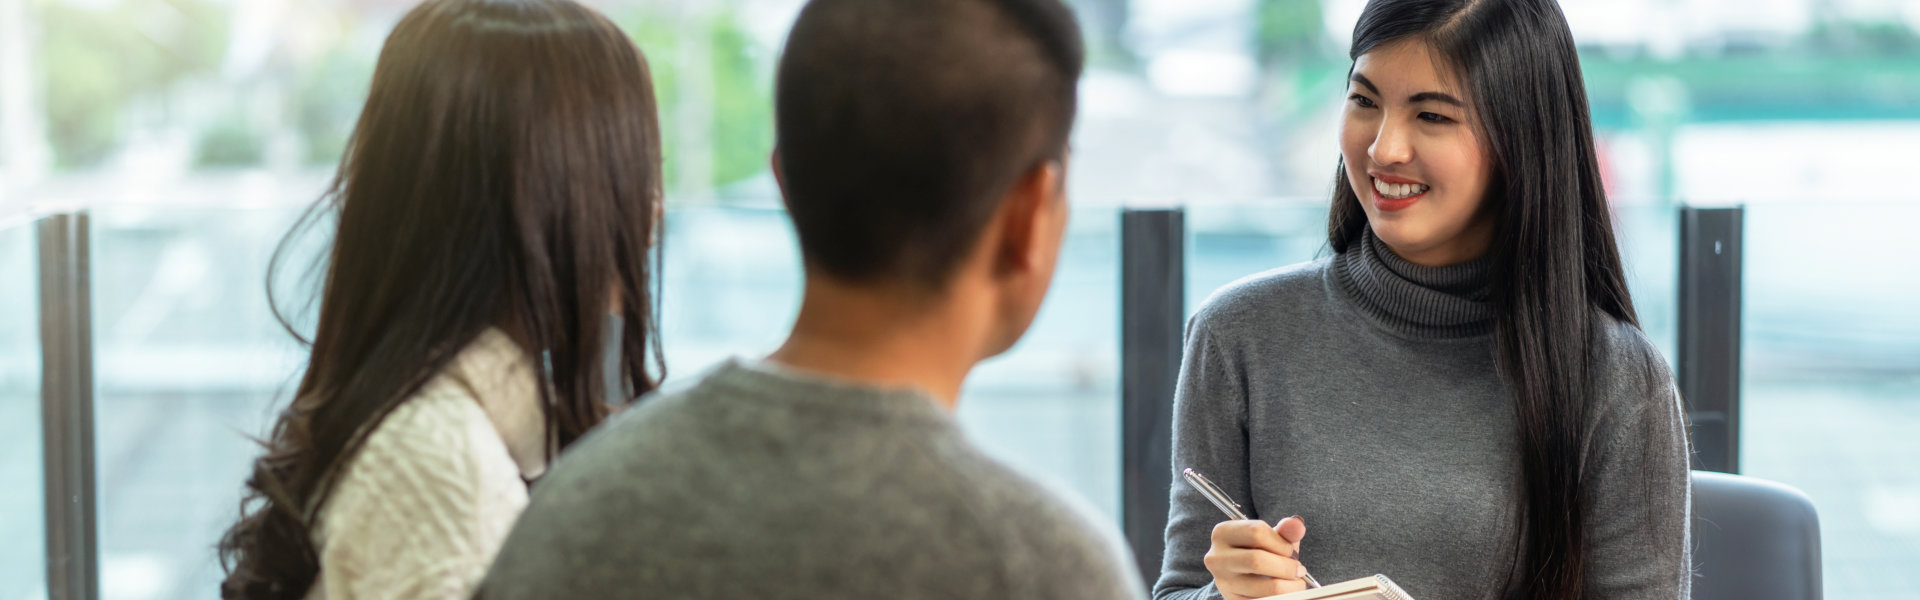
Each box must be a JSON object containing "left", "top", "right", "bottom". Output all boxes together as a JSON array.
[
  {"left": 1153, "top": 229, "right": 1692, "bottom": 600},
  {"left": 477, "top": 359, "right": 1146, "bottom": 600}
]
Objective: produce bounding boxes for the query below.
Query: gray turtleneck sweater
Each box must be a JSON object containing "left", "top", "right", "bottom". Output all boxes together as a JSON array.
[{"left": 1154, "top": 230, "right": 1691, "bottom": 600}]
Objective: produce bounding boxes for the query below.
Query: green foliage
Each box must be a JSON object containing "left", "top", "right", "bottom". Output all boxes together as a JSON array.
[
  {"left": 193, "top": 115, "right": 264, "bottom": 167},
  {"left": 35, "top": 1, "right": 775, "bottom": 183},
  {"left": 1805, "top": 18, "right": 1920, "bottom": 56},
  {"left": 290, "top": 46, "right": 376, "bottom": 166},
  {"left": 1256, "top": 0, "right": 1328, "bottom": 63},
  {"left": 617, "top": 7, "right": 775, "bottom": 192},
  {"left": 1075, "top": 0, "right": 1137, "bottom": 68},
  {"left": 40, "top": 0, "right": 229, "bottom": 169},
  {"left": 706, "top": 17, "right": 776, "bottom": 189}
]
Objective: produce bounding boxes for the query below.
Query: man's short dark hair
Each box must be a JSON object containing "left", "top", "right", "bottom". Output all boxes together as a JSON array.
[{"left": 774, "top": 0, "right": 1084, "bottom": 288}]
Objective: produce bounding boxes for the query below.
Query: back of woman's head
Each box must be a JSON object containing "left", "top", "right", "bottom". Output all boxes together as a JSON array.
[
  {"left": 218, "top": 1, "right": 664, "bottom": 597},
  {"left": 1326, "top": 0, "right": 1637, "bottom": 598}
]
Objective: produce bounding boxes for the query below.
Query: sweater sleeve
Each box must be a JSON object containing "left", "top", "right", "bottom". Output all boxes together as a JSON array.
[
  {"left": 1582, "top": 333, "right": 1694, "bottom": 599},
  {"left": 1154, "top": 314, "right": 1249, "bottom": 600},
  {"left": 313, "top": 395, "right": 531, "bottom": 600}
]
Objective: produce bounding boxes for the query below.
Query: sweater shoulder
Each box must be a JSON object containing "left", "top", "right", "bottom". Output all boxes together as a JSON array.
[
  {"left": 1586, "top": 312, "right": 1684, "bottom": 433},
  {"left": 937, "top": 449, "right": 1145, "bottom": 596},
  {"left": 1190, "top": 257, "right": 1333, "bottom": 334},
  {"left": 311, "top": 387, "right": 527, "bottom": 598},
  {"left": 948, "top": 450, "right": 1117, "bottom": 541},
  {"left": 331, "top": 388, "right": 511, "bottom": 504},
  {"left": 1591, "top": 312, "right": 1675, "bottom": 392}
]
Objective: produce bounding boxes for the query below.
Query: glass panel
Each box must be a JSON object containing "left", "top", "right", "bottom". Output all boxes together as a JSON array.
[
  {"left": 90, "top": 203, "right": 313, "bottom": 600},
  {"left": 962, "top": 204, "right": 1121, "bottom": 519},
  {"left": 0, "top": 220, "right": 44, "bottom": 599},
  {"left": 1185, "top": 200, "right": 1332, "bottom": 316},
  {"left": 1613, "top": 200, "right": 1681, "bottom": 362},
  {"left": 75, "top": 200, "right": 1121, "bottom": 594},
  {"left": 1742, "top": 202, "right": 1920, "bottom": 597},
  {"left": 658, "top": 203, "right": 1124, "bottom": 520},
  {"left": 658, "top": 205, "right": 804, "bottom": 377}
]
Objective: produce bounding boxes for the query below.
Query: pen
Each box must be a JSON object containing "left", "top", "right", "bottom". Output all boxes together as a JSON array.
[{"left": 1182, "top": 467, "right": 1322, "bottom": 589}]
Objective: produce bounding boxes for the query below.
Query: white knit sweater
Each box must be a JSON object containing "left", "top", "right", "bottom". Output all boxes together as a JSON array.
[{"left": 305, "top": 328, "right": 550, "bottom": 600}]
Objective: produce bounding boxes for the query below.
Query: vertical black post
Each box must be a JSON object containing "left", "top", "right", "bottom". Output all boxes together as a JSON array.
[
  {"left": 1120, "top": 208, "right": 1183, "bottom": 584},
  {"left": 39, "top": 212, "right": 98, "bottom": 600},
  {"left": 1677, "top": 206, "right": 1742, "bottom": 474},
  {"left": 603, "top": 314, "right": 628, "bottom": 405}
]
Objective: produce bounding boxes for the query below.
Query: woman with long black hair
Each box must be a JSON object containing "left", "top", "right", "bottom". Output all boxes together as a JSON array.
[
  {"left": 215, "top": 1, "right": 665, "bottom": 598},
  {"left": 1156, "top": 1, "right": 1690, "bottom": 599}
]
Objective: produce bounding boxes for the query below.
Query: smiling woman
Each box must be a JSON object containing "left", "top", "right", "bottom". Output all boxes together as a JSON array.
[
  {"left": 1339, "top": 37, "right": 1493, "bottom": 267},
  {"left": 1155, "top": 1, "right": 1693, "bottom": 600}
]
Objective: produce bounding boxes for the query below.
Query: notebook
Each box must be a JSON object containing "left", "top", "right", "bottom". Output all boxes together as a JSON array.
[{"left": 1256, "top": 574, "right": 1416, "bottom": 600}]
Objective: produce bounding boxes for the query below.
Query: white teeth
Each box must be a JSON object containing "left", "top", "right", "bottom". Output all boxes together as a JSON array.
[{"left": 1371, "top": 177, "right": 1428, "bottom": 199}]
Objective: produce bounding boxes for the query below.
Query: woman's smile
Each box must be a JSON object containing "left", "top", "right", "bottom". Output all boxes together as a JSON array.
[{"left": 1369, "top": 173, "right": 1429, "bottom": 211}]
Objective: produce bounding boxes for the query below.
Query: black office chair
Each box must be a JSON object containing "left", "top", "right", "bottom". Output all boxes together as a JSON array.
[{"left": 1691, "top": 470, "right": 1823, "bottom": 600}]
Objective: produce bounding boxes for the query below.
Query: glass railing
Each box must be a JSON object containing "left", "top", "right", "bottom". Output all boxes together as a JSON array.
[
  {"left": 962, "top": 204, "right": 1120, "bottom": 519},
  {"left": 657, "top": 205, "right": 804, "bottom": 375},
  {"left": 0, "top": 218, "right": 46, "bottom": 599},
  {"left": 1613, "top": 200, "right": 1681, "bottom": 361},
  {"left": 89, "top": 204, "right": 313, "bottom": 600},
  {"left": 6, "top": 190, "right": 1915, "bottom": 599},
  {"left": 51, "top": 196, "right": 1125, "bottom": 599},
  {"left": 1184, "top": 200, "right": 1332, "bottom": 317},
  {"left": 1740, "top": 202, "right": 1920, "bottom": 599},
  {"left": 659, "top": 202, "right": 1123, "bottom": 520}
]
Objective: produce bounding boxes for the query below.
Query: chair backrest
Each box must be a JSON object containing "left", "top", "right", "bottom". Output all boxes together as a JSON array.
[{"left": 1690, "top": 470, "right": 1823, "bottom": 600}]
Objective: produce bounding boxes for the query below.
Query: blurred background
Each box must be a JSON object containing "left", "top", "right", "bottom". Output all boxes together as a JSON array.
[{"left": 1, "top": 0, "right": 1916, "bottom": 598}]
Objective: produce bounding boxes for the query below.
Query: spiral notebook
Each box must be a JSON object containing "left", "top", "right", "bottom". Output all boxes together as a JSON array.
[{"left": 1256, "top": 574, "right": 1416, "bottom": 600}]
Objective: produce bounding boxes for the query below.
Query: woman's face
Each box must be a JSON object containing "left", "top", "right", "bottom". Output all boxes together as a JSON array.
[{"left": 1340, "top": 38, "right": 1495, "bottom": 267}]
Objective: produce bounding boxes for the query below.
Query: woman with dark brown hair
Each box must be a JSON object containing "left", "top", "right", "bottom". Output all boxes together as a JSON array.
[{"left": 215, "top": 1, "right": 665, "bottom": 598}]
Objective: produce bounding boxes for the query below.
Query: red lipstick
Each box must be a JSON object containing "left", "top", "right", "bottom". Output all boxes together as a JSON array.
[{"left": 1367, "top": 172, "right": 1427, "bottom": 212}]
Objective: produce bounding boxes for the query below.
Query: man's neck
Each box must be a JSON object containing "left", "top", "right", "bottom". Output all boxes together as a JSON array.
[{"left": 767, "top": 278, "right": 987, "bottom": 411}]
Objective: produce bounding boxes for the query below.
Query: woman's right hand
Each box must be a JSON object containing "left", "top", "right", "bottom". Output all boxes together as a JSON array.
[{"left": 1203, "top": 516, "right": 1309, "bottom": 600}]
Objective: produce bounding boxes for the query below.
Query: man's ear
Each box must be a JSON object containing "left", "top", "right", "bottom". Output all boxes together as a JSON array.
[
  {"left": 994, "top": 161, "right": 1064, "bottom": 275},
  {"left": 771, "top": 148, "right": 798, "bottom": 214},
  {"left": 770, "top": 148, "right": 787, "bottom": 195}
]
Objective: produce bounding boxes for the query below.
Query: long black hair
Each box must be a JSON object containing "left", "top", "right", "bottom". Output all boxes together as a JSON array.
[
  {"left": 216, "top": 1, "right": 665, "bottom": 597},
  {"left": 1328, "top": 0, "right": 1638, "bottom": 597}
]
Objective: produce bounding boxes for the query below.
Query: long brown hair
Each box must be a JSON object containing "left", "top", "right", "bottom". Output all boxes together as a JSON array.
[
  {"left": 217, "top": 1, "right": 665, "bottom": 597},
  {"left": 1330, "top": 0, "right": 1638, "bottom": 597}
]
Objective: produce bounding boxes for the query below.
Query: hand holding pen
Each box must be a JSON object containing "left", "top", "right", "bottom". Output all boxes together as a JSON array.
[{"left": 1183, "top": 468, "right": 1320, "bottom": 600}]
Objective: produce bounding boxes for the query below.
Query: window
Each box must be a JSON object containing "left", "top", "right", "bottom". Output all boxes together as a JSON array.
[{"left": 1, "top": 1, "right": 1914, "bottom": 598}]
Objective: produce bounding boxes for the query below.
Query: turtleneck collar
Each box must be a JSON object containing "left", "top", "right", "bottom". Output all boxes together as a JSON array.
[{"left": 1332, "top": 226, "right": 1494, "bottom": 339}]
